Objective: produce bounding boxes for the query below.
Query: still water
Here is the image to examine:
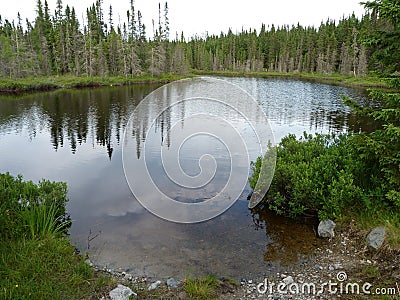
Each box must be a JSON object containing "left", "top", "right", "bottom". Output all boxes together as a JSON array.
[{"left": 0, "top": 77, "right": 368, "bottom": 279}]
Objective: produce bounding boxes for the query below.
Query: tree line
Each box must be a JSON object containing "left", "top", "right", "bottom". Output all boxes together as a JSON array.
[{"left": 0, "top": 0, "right": 398, "bottom": 79}]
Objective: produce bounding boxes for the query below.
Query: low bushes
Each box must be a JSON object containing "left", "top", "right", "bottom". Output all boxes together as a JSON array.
[{"left": 250, "top": 133, "right": 362, "bottom": 220}]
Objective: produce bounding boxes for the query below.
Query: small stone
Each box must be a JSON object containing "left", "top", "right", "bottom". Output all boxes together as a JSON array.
[
  {"left": 85, "top": 259, "right": 93, "bottom": 267},
  {"left": 334, "top": 263, "right": 343, "bottom": 269},
  {"left": 314, "top": 264, "right": 323, "bottom": 270},
  {"left": 248, "top": 279, "right": 253, "bottom": 284},
  {"left": 109, "top": 284, "right": 137, "bottom": 300},
  {"left": 148, "top": 280, "right": 162, "bottom": 291},
  {"left": 318, "top": 220, "right": 336, "bottom": 238},
  {"left": 282, "top": 276, "right": 294, "bottom": 286},
  {"left": 328, "top": 265, "right": 335, "bottom": 271},
  {"left": 366, "top": 227, "right": 386, "bottom": 250},
  {"left": 166, "top": 277, "right": 180, "bottom": 288}
]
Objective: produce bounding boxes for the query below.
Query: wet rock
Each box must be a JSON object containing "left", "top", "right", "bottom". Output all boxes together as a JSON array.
[
  {"left": 166, "top": 277, "right": 180, "bottom": 288},
  {"left": 318, "top": 220, "right": 336, "bottom": 238},
  {"left": 109, "top": 284, "right": 136, "bottom": 300},
  {"left": 148, "top": 280, "right": 162, "bottom": 291},
  {"left": 366, "top": 227, "right": 386, "bottom": 250}
]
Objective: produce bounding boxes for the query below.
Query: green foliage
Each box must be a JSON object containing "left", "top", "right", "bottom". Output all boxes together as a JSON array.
[
  {"left": 362, "top": 0, "right": 400, "bottom": 73},
  {"left": 250, "top": 133, "right": 362, "bottom": 219},
  {"left": 0, "top": 173, "right": 68, "bottom": 240}
]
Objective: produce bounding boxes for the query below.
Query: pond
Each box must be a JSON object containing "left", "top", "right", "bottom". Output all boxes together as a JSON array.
[{"left": 0, "top": 77, "right": 368, "bottom": 280}]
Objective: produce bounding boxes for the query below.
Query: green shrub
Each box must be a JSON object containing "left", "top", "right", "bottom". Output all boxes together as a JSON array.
[{"left": 249, "top": 133, "right": 362, "bottom": 219}]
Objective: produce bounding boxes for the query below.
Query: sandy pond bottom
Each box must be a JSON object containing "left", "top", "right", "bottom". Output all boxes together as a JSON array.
[{"left": 79, "top": 200, "right": 322, "bottom": 280}]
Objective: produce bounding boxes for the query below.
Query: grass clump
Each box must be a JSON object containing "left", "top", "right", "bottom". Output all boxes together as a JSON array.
[
  {"left": 0, "top": 236, "right": 112, "bottom": 299},
  {"left": 185, "top": 275, "right": 221, "bottom": 300}
]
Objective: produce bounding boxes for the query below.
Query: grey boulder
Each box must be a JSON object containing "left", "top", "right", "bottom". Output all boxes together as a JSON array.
[
  {"left": 109, "top": 284, "right": 136, "bottom": 300},
  {"left": 318, "top": 220, "right": 336, "bottom": 238},
  {"left": 166, "top": 277, "right": 181, "bottom": 288},
  {"left": 366, "top": 227, "right": 386, "bottom": 250}
]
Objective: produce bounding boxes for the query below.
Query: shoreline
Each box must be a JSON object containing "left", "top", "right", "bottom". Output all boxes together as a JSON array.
[
  {"left": 0, "top": 71, "right": 389, "bottom": 96},
  {"left": 192, "top": 70, "right": 390, "bottom": 90},
  {"left": 88, "top": 220, "right": 400, "bottom": 299},
  {"left": 0, "top": 74, "right": 195, "bottom": 95}
]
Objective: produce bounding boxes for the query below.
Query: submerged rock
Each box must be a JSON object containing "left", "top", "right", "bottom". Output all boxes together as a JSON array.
[
  {"left": 166, "top": 277, "right": 180, "bottom": 288},
  {"left": 109, "top": 284, "right": 136, "bottom": 300},
  {"left": 318, "top": 220, "right": 336, "bottom": 238},
  {"left": 366, "top": 227, "right": 386, "bottom": 250}
]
